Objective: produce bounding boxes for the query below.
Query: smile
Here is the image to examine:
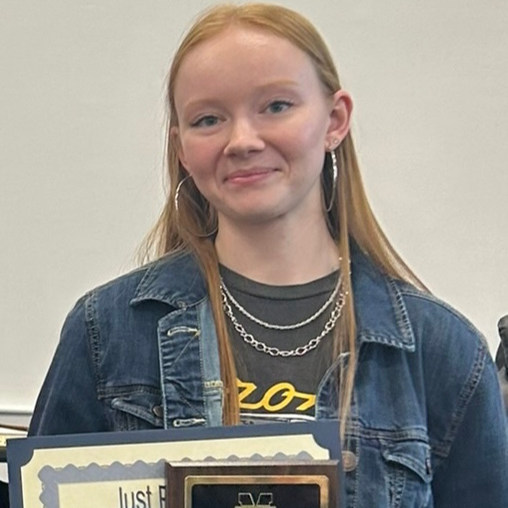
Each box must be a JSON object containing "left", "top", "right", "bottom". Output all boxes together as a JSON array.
[{"left": 225, "top": 168, "right": 277, "bottom": 185}]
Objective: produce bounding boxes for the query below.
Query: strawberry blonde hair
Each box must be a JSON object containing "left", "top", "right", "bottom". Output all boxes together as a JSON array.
[{"left": 142, "top": 3, "right": 424, "bottom": 436}]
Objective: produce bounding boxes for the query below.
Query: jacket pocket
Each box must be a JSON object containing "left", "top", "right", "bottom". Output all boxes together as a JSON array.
[
  {"left": 109, "top": 389, "right": 164, "bottom": 431},
  {"left": 381, "top": 440, "right": 432, "bottom": 508}
]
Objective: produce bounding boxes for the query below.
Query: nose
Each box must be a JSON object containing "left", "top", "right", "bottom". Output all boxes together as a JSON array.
[{"left": 223, "top": 118, "right": 265, "bottom": 157}]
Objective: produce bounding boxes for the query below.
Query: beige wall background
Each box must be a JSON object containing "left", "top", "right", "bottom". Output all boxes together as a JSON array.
[{"left": 1, "top": 0, "right": 507, "bottom": 421}]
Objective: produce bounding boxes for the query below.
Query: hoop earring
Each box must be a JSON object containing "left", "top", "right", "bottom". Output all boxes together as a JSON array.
[
  {"left": 174, "top": 174, "right": 190, "bottom": 212},
  {"left": 174, "top": 174, "right": 218, "bottom": 238},
  {"left": 325, "top": 149, "right": 338, "bottom": 213}
]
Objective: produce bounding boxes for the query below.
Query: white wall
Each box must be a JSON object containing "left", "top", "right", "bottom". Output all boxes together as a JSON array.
[{"left": 1, "top": 0, "right": 507, "bottom": 421}]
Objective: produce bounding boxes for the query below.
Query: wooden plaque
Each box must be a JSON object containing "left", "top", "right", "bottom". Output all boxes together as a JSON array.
[{"left": 166, "top": 461, "right": 340, "bottom": 508}]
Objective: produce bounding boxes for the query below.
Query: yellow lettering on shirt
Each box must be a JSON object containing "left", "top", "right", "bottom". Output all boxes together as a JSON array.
[{"left": 237, "top": 379, "right": 316, "bottom": 412}]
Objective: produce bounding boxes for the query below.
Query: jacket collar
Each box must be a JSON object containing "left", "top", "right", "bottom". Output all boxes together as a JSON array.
[
  {"left": 351, "top": 248, "right": 416, "bottom": 351},
  {"left": 131, "top": 248, "right": 416, "bottom": 351},
  {"left": 130, "top": 250, "right": 208, "bottom": 308}
]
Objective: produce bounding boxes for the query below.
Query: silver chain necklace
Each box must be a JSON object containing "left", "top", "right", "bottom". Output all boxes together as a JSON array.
[
  {"left": 220, "top": 273, "right": 342, "bottom": 330},
  {"left": 221, "top": 287, "right": 347, "bottom": 357}
]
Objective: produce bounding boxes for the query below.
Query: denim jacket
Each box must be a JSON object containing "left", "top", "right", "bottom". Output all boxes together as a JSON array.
[{"left": 30, "top": 249, "right": 508, "bottom": 507}]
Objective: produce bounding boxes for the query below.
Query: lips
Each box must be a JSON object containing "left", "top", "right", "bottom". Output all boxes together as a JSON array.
[{"left": 225, "top": 167, "right": 277, "bottom": 184}]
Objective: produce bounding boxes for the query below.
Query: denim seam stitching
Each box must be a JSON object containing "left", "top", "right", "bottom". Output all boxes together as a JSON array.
[
  {"left": 83, "top": 289, "right": 109, "bottom": 424},
  {"left": 158, "top": 320, "right": 168, "bottom": 428},
  {"left": 387, "top": 278, "right": 415, "bottom": 346},
  {"left": 159, "top": 321, "right": 206, "bottom": 422},
  {"left": 96, "top": 384, "right": 161, "bottom": 399},
  {"left": 398, "top": 289, "right": 488, "bottom": 345},
  {"left": 435, "top": 343, "right": 486, "bottom": 458},
  {"left": 347, "top": 426, "right": 428, "bottom": 442},
  {"left": 389, "top": 465, "right": 405, "bottom": 508},
  {"left": 346, "top": 395, "right": 359, "bottom": 508},
  {"left": 84, "top": 290, "right": 101, "bottom": 385},
  {"left": 444, "top": 343, "right": 486, "bottom": 447},
  {"left": 196, "top": 304, "right": 209, "bottom": 424}
]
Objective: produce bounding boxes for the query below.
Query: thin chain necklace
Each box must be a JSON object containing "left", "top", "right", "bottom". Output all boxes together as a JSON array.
[
  {"left": 221, "top": 286, "right": 347, "bottom": 358},
  {"left": 220, "top": 273, "right": 342, "bottom": 330}
]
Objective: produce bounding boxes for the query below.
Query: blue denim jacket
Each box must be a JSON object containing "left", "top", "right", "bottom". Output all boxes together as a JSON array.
[{"left": 30, "top": 249, "right": 508, "bottom": 507}]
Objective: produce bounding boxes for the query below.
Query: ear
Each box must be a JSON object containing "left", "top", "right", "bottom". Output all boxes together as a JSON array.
[
  {"left": 325, "top": 90, "right": 353, "bottom": 149},
  {"left": 170, "top": 126, "right": 189, "bottom": 170}
]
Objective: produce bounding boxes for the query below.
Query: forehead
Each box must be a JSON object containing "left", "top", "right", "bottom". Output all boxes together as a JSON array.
[{"left": 174, "top": 26, "right": 321, "bottom": 99}]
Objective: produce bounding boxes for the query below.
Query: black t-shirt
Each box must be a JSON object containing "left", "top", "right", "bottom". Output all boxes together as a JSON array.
[{"left": 220, "top": 265, "right": 340, "bottom": 424}]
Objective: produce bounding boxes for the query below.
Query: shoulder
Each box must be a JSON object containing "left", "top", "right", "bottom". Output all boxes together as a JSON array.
[
  {"left": 352, "top": 250, "right": 495, "bottom": 441},
  {"left": 396, "top": 281, "right": 489, "bottom": 368},
  {"left": 374, "top": 269, "right": 500, "bottom": 461},
  {"left": 63, "top": 250, "right": 206, "bottom": 333},
  {"left": 77, "top": 250, "right": 204, "bottom": 309},
  {"left": 395, "top": 284, "right": 496, "bottom": 445},
  {"left": 352, "top": 247, "right": 488, "bottom": 363}
]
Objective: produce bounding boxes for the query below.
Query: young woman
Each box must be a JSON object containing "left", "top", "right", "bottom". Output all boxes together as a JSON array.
[{"left": 29, "top": 4, "right": 508, "bottom": 506}]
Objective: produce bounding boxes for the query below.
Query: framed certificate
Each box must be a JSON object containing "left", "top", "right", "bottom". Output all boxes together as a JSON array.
[{"left": 7, "top": 421, "right": 344, "bottom": 508}]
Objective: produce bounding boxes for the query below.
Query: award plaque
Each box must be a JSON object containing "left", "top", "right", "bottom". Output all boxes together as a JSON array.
[
  {"left": 166, "top": 461, "right": 340, "bottom": 508},
  {"left": 8, "top": 421, "right": 342, "bottom": 508}
]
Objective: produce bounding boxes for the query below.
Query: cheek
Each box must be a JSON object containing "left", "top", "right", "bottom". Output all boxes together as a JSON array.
[
  {"left": 179, "top": 137, "right": 217, "bottom": 179},
  {"left": 282, "top": 113, "right": 328, "bottom": 154},
  {"left": 275, "top": 121, "right": 327, "bottom": 169}
]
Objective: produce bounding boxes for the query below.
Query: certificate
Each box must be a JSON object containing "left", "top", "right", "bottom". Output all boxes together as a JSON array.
[{"left": 7, "top": 421, "right": 343, "bottom": 508}]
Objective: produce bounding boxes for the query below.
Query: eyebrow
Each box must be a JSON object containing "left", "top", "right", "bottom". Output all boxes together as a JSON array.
[
  {"left": 255, "top": 80, "right": 300, "bottom": 91},
  {"left": 181, "top": 80, "right": 301, "bottom": 113}
]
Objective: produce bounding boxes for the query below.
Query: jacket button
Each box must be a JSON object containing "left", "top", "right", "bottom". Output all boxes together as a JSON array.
[
  {"left": 152, "top": 405, "right": 164, "bottom": 419},
  {"left": 342, "top": 451, "right": 358, "bottom": 472}
]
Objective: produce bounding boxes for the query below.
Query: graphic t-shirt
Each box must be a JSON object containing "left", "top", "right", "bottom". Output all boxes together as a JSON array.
[{"left": 220, "top": 265, "right": 340, "bottom": 424}]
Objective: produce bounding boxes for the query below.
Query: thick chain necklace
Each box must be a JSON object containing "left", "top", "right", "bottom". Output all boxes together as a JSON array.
[
  {"left": 220, "top": 285, "right": 347, "bottom": 357},
  {"left": 220, "top": 274, "right": 342, "bottom": 330}
]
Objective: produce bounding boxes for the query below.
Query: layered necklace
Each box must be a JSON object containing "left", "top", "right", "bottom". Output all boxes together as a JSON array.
[{"left": 220, "top": 273, "right": 346, "bottom": 358}]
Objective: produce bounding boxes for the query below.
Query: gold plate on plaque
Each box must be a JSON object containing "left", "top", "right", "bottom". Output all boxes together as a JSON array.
[{"left": 166, "top": 461, "right": 339, "bottom": 508}]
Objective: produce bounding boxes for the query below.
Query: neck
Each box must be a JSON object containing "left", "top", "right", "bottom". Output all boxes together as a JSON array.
[{"left": 215, "top": 215, "right": 339, "bottom": 285}]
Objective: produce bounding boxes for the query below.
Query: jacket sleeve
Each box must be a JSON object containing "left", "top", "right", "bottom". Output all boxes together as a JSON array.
[
  {"left": 431, "top": 353, "right": 508, "bottom": 506},
  {"left": 29, "top": 295, "right": 108, "bottom": 435}
]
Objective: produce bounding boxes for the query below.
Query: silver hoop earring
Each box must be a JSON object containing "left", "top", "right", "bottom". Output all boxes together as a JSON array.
[
  {"left": 325, "top": 149, "right": 338, "bottom": 213},
  {"left": 174, "top": 174, "right": 191, "bottom": 212},
  {"left": 174, "top": 174, "right": 218, "bottom": 238}
]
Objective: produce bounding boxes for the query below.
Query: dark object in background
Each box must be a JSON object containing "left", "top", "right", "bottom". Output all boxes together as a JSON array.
[
  {"left": 0, "top": 480, "right": 8, "bottom": 507},
  {"left": 496, "top": 315, "right": 508, "bottom": 413},
  {"left": 496, "top": 315, "right": 508, "bottom": 374}
]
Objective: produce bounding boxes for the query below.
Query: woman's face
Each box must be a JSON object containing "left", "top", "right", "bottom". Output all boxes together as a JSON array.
[{"left": 172, "top": 26, "right": 351, "bottom": 230}]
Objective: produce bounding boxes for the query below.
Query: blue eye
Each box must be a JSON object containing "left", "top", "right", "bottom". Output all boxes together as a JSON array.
[
  {"left": 191, "top": 115, "right": 219, "bottom": 128},
  {"left": 266, "top": 100, "right": 293, "bottom": 114}
]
